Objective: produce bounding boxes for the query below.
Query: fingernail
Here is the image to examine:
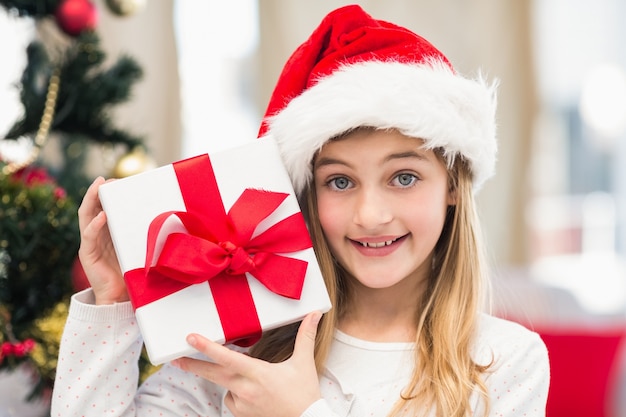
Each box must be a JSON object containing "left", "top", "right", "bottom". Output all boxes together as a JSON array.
[{"left": 186, "top": 334, "right": 197, "bottom": 346}]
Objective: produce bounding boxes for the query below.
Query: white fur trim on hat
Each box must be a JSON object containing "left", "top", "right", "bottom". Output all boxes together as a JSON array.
[{"left": 261, "top": 59, "right": 498, "bottom": 195}]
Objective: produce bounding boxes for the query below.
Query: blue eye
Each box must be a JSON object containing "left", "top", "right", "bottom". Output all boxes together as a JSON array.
[
  {"left": 393, "top": 173, "right": 417, "bottom": 187},
  {"left": 328, "top": 177, "right": 352, "bottom": 190}
]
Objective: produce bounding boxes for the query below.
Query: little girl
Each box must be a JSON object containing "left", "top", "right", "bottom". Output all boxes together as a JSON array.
[{"left": 52, "top": 5, "right": 549, "bottom": 417}]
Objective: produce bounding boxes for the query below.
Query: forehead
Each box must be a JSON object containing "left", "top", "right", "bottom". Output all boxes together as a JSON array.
[{"left": 314, "top": 128, "right": 436, "bottom": 164}]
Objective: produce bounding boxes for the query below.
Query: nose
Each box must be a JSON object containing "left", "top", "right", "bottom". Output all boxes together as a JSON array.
[{"left": 352, "top": 186, "right": 393, "bottom": 229}]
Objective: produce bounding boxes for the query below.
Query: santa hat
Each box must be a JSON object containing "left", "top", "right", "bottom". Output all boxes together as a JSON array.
[{"left": 258, "top": 4, "right": 498, "bottom": 194}]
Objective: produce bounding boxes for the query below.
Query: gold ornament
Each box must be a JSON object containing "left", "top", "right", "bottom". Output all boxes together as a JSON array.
[
  {"left": 105, "top": 0, "right": 146, "bottom": 17},
  {"left": 1, "top": 69, "right": 60, "bottom": 177},
  {"left": 112, "top": 147, "right": 156, "bottom": 178}
]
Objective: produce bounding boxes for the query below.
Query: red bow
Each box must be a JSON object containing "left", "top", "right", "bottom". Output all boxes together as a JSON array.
[{"left": 123, "top": 154, "right": 312, "bottom": 346}]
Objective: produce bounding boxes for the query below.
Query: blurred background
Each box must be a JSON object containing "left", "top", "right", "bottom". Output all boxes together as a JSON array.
[{"left": 0, "top": 0, "right": 625, "bottom": 416}]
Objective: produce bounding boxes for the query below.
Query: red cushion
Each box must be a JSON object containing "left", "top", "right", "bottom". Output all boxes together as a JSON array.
[{"left": 536, "top": 327, "right": 625, "bottom": 417}]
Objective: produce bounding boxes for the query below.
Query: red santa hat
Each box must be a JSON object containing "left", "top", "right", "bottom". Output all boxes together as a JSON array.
[{"left": 258, "top": 4, "right": 498, "bottom": 194}]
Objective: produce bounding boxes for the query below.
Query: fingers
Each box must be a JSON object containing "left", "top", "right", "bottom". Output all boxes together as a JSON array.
[
  {"left": 76, "top": 176, "right": 125, "bottom": 303},
  {"left": 292, "top": 311, "right": 322, "bottom": 363},
  {"left": 182, "top": 311, "right": 322, "bottom": 372},
  {"left": 78, "top": 176, "right": 105, "bottom": 233},
  {"left": 81, "top": 210, "right": 107, "bottom": 238},
  {"left": 186, "top": 334, "right": 239, "bottom": 368},
  {"left": 78, "top": 177, "right": 117, "bottom": 231},
  {"left": 78, "top": 178, "right": 108, "bottom": 263},
  {"left": 178, "top": 311, "right": 322, "bottom": 375},
  {"left": 173, "top": 334, "right": 252, "bottom": 388},
  {"left": 78, "top": 177, "right": 116, "bottom": 258},
  {"left": 78, "top": 211, "right": 107, "bottom": 262}
]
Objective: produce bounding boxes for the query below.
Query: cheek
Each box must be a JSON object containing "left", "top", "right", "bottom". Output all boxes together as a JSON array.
[
  {"left": 422, "top": 206, "right": 448, "bottom": 235},
  {"left": 316, "top": 193, "right": 344, "bottom": 238},
  {"left": 408, "top": 191, "right": 449, "bottom": 233}
]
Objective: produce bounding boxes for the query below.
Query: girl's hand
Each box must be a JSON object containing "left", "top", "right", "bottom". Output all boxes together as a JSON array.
[
  {"left": 173, "top": 311, "right": 323, "bottom": 417},
  {"left": 77, "top": 176, "right": 128, "bottom": 305}
]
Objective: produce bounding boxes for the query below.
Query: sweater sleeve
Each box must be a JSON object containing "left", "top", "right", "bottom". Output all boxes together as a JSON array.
[
  {"left": 51, "top": 289, "right": 228, "bottom": 417},
  {"left": 477, "top": 318, "right": 550, "bottom": 417}
]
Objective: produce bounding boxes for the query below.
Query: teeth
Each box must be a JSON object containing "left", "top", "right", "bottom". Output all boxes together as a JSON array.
[{"left": 360, "top": 239, "right": 394, "bottom": 248}]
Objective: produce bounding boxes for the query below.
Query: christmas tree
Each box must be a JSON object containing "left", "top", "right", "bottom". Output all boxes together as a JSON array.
[{"left": 0, "top": 0, "right": 150, "bottom": 405}]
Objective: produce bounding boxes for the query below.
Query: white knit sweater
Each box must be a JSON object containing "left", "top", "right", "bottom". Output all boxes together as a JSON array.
[{"left": 51, "top": 289, "right": 549, "bottom": 416}]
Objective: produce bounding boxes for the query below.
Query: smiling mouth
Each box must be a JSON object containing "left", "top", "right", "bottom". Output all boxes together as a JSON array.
[{"left": 353, "top": 236, "right": 404, "bottom": 248}]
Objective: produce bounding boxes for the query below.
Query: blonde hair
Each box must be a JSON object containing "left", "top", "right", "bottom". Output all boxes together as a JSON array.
[
  {"left": 250, "top": 146, "right": 492, "bottom": 417},
  {"left": 387, "top": 153, "right": 492, "bottom": 417}
]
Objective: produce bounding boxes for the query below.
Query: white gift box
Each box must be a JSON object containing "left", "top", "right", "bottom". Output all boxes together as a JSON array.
[{"left": 98, "top": 138, "right": 331, "bottom": 365}]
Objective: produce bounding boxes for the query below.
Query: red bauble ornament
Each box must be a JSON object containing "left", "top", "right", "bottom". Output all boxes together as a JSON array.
[{"left": 55, "top": 0, "right": 98, "bottom": 37}]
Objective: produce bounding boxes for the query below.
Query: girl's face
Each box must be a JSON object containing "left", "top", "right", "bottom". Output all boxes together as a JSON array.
[{"left": 313, "top": 129, "right": 454, "bottom": 291}]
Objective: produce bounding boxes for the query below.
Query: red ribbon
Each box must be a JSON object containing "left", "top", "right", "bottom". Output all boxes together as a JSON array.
[{"left": 123, "top": 154, "right": 312, "bottom": 346}]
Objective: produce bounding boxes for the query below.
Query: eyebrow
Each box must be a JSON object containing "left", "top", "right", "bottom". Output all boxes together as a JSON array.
[
  {"left": 384, "top": 150, "right": 430, "bottom": 163},
  {"left": 314, "top": 156, "right": 349, "bottom": 169},
  {"left": 314, "top": 150, "right": 430, "bottom": 169}
]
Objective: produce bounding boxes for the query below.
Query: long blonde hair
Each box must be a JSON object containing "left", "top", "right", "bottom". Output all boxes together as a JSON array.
[{"left": 250, "top": 148, "right": 492, "bottom": 417}]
